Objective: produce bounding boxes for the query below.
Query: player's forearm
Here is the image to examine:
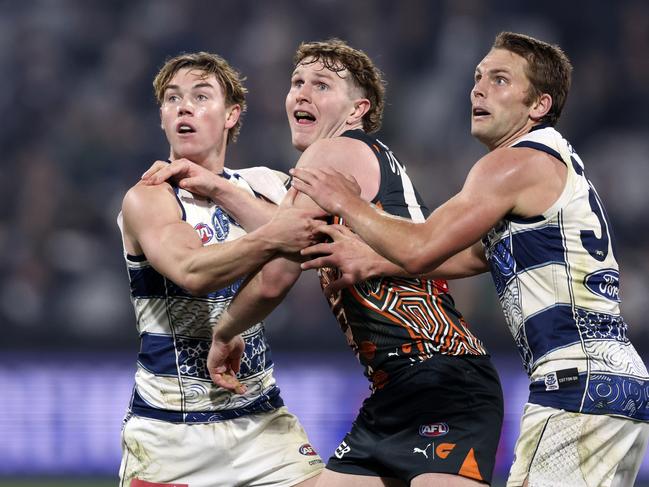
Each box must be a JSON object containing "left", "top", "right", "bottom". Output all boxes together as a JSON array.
[
  {"left": 370, "top": 239, "right": 487, "bottom": 280},
  {"left": 421, "top": 248, "right": 489, "bottom": 279},
  {"left": 180, "top": 225, "right": 284, "bottom": 295},
  {"left": 339, "top": 199, "right": 432, "bottom": 274},
  {"left": 214, "top": 297, "right": 281, "bottom": 343},
  {"left": 213, "top": 264, "right": 296, "bottom": 342},
  {"left": 211, "top": 184, "right": 277, "bottom": 231}
]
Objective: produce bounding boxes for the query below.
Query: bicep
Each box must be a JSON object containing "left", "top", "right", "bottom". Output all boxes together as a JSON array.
[
  {"left": 295, "top": 139, "right": 379, "bottom": 201},
  {"left": 122, "top": 185, "right": 202, "bottom": 280},
  {"left": 140, "top": 221, "right": 203, "bottom": 278},
  {"left": 417, "top": 160, "right": 517, "bottom": 268}
]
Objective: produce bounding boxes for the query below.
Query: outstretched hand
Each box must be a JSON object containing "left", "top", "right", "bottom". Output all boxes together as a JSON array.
[
  {"left": 301, "top": 224, "right": 380, "bottom": 296},
  {"left": 207, "top": 334, "right": 247, "bottom": 394},
  {"left": 289, "top": 167, "right": 362, "bottom": 216},
  {"left": 140, "top": 158, "right": 227, "bottom": 200}
]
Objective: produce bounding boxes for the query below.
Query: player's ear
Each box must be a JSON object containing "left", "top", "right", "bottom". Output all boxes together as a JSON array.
[
  {"left": 225, "top": 104, "right": 241, "bottom": 130},
  {"left": 347, "top": 98, "right": 370, "bottom": 126},
  {"left": 530, "top": 93, "right": 552, "bottom": 121}
]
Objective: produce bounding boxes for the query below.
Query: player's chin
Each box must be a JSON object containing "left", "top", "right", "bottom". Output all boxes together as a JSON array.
[
  {"left": 291, "top": 132, "right": 314, "bottom": 152},
  {"left": 470, "top": 125, "right": 489, "bottom": 143}
]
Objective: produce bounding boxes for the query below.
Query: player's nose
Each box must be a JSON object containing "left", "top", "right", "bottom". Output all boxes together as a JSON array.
[{"left": 177, "top": 97, "right": 194, "bottom": 115}]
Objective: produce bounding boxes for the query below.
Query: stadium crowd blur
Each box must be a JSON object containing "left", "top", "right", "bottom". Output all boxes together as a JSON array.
[{"left": 2, "top": 0, "right": 648, "bottom": 358}]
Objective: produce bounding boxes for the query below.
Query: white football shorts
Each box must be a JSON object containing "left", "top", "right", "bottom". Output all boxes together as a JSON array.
[
  {"left": 119, "top": 406, "right": 324, "bottom": 487},
  {"left": 507, "top": 402, "right": 649, "bottom": 487}
]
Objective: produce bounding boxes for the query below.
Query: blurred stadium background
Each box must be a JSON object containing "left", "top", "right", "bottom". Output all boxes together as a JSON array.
[{"left": 1, "top": 0, "right": 648, "bottom": 485}]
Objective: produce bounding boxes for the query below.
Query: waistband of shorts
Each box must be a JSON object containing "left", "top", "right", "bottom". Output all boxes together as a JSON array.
[
  {"left": 129, "top": 386, "right": 284, "bottom": 423},
  {"left": 529, "top": 371, "right": 649, "bottom": 421}
]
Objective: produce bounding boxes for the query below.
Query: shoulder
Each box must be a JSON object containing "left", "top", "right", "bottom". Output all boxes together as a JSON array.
[
  {"left": 467, "top": 145, "right": 566, "bottom": 218},
  {"left": 122, "top": 181, "right": 179, "bottom": 220},
  {"left": 297, "top": 136, "right": 375, "bottom": 171},
  {"left": 471, "top": 146, "right": 556, "bottom": 187},
  {"left": 297, "top": 135, "right": 380, "bottom": 199}
]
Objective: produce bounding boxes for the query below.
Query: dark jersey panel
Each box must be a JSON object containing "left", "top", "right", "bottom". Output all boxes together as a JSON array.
[
  {"left": 341, "top": 129, "right": 430, "bottom": 218},
  {"left": 318, "top": 131, "right": 487, "bottom": 391}
]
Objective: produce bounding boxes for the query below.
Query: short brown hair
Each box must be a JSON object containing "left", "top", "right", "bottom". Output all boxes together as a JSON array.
[
  {"left": 493, "top": 32, "right": 572, "bottom": 126},
  {"left": 293, "top": 39, "right": 386, "bottom": 133},
  {"left": 153, "top": 52, "right": 247, "bottom": 144}
]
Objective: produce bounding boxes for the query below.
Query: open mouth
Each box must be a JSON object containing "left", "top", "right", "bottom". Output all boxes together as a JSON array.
[
  {"left": 472, "top": 107, "right": 491, "bottom": 117},
  {"left": 177, "top": 123, "right": 196, "bottom": 134},
  {"left": 294, "top": 110, "right": 316, "bottom": 124}
]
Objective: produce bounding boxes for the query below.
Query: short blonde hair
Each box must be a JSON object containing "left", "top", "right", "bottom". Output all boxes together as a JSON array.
[{"left": 153, "top": 52, "right": 247, "bottom": 144}]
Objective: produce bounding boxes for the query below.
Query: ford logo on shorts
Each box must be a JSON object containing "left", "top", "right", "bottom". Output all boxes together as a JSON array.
[
  {"left": 299, "top": 443, "right": 317, "bottom": 456},
  {"left": 419, "top": 423, "right": 449, "bottom": 437},
  {"left": 584, "top": 269, "right": 621, "bottom": 302}
]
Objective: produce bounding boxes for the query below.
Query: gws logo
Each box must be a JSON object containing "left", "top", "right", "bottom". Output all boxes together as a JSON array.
[
  {"left": 334, "top": 441, "right": 351, "bottom": 459},
  {"left": 584, "top": 269, "right": 620, "bottom": 302},
  {"left": 299, "top": 444, "right": 317, "bottom": 456},
  {"left": 419, "top": 423, "right": 449, "bottom": 437},
  {"left": 194, "top": 223, "right": 214, "bottom": 244},
  {"left": 436, "top": 443, "right": 456, "bottom": 459}
]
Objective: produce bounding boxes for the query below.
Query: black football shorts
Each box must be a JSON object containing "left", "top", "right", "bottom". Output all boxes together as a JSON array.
[{"left": 326, "top": 354, "right": 503, "bottom": 484}]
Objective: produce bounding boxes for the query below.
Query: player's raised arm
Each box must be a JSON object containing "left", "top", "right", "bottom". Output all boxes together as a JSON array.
[
  {"left": 140, "top": 157, "right": 280, "bottom": 231},
  {"left": 121, "top": 182, "right": 322, "bottom": 295},
  {"left": 292, "top": 147, "right": 541, "bottom": 275}
]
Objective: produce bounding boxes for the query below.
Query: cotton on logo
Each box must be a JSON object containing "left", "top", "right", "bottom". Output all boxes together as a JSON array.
[
  {"left": 419, "top": 423, "right": 449, "bottom": 437},
  {"left": 194, "top": 223, "right": 214, "bottom": 244}
]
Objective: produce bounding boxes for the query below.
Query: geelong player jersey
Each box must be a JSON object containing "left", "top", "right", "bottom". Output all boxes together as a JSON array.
[
  {"left": 118, "top": 167, "right": 286, "bottom": 423},
  {"left": 482, "top": 125, "right": 649, "bottom": 420},
  {"left": 319, "top": 130, "right": 488, "bottom": 391}
]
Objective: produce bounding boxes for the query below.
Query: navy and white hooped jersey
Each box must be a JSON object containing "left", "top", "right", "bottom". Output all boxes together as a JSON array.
[
  {"left": 118, "top": 167, "right": 287, "bottom": 423},
  {"left": 482, "top": 126, "right": 648, "bottom": 421}
]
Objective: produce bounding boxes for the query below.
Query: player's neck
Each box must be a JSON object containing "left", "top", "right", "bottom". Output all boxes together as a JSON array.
[
  {"left": 487, "top": 121, "right": 539, "bottom": 151},
  {"left": 169, "top": 149, "right": 226, "bottom": 174}
]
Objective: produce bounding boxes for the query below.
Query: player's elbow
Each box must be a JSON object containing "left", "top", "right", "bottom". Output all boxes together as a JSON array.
[
  {"left": 179, "top": 271, "right": 213, "bottom": 296},
  {"left": 258, "top": 276, "right": 291, "bottom": 301},
  {"left": 258, "top": 267, "right": 295, "bottom": 301},
  {"left": 400, "top": 244, "right": 436, "bottom": 276},
  {"left": 401, "top": 257, "right": 430, "bottom": 276}
]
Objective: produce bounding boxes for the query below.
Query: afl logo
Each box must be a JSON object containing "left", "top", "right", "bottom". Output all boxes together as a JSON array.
[
  {"left": 299, "top": 444, "right": 317, "bottom": 456},
  {"left": 419, "top": 423, "right": 449, "bottom": 437},
  {"left": 584, "top": 269, "right": 620, "bottom": 302},
  {"left": 194, "top": 223, "right": 213, "bottom": 244},
  {"left": 212, "top": 207, "right": 230, "bottom": 242}
]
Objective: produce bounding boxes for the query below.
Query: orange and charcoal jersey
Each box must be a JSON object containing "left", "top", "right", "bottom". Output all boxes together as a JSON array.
[{"left": 319, "top": 130, "right": 488, "bottom": 391}]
